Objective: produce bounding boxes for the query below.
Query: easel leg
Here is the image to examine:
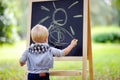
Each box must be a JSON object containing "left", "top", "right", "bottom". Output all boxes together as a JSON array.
[
  {"left": 88, "top": 0, "right": 93, "bottom": 79},
  {"left": 89, "top": 55, "right": 93, "bottom": 80},
  {"left": 82, "top": 58, "right": 87, "bottom": 80}
]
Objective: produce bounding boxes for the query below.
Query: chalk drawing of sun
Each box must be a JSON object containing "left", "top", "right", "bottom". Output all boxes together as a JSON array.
[{"left": 39, "top": 1, "right": 82, "bottom": 46}]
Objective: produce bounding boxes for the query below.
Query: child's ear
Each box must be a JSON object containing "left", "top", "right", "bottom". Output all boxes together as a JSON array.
[{"left": 45, "top": 37, "right": 48, "bottom": 43}]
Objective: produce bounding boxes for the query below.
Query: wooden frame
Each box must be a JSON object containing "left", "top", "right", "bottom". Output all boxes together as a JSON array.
[{"left": 27, "top": 0, "right": 93, "bottom": 80}]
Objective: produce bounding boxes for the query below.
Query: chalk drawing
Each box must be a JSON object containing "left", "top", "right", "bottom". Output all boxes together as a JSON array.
[{"left": 39, "top": 1, "right": 82, "bottom": 46}]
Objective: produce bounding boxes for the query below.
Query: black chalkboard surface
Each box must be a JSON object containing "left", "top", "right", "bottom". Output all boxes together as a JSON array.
[{"left": 30, "top": 0, "right": 84, "bottom": 56}]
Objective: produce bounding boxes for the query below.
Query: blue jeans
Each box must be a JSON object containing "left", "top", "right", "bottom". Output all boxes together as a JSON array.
[{"left": 28, "top": 73, "right": 50, "bottom": 80}]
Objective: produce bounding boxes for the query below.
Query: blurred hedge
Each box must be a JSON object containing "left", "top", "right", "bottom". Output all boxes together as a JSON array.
[
  {"left": 92, "top": 26, "right": 120, "bottom": 43},
  {"left": 92, "top": 32, "right": 120, "bottom": 43}
]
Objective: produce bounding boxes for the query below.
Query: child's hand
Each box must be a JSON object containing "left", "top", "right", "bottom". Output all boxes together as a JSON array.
[
  {"left": 63, "top": 39, "right": 78, "bottom": 55},
  {"left": 71, "top": 39, "right": 78, "bottom": 47}
]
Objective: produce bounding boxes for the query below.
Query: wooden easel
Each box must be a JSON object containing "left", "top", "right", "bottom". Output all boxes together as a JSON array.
[{"left": 27, "top": 0, "right": 93, "bottom": 80}]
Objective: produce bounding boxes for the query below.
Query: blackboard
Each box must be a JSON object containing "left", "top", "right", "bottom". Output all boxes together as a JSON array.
[{"left": 30, "top": 0, "right": 85, "bottom": 56}]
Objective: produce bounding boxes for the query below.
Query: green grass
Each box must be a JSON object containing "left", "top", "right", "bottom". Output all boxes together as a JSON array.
[
  {"left": 0, "top": 41, "right": 120, "bottom": 80},
  {"left": 0, "top": 41, "right": 26, "bottom": 80},
  {"left": 92, "top": 43, "right": 120, "bottom": 80}
]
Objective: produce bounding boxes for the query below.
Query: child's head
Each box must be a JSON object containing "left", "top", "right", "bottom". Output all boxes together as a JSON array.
[{"left": 31, "top": 24, "right": 49, "bottom": 43}]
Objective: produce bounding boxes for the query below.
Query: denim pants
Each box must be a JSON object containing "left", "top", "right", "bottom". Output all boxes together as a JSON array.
[{"left": 28, "top": 73, "right": 50, "bottom": 80}]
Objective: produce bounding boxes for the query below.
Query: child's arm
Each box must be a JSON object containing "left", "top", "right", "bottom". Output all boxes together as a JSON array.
[
  {"left": 63, "top": 39, "right": 78, "bottom": 55},
  {"left": 19, "top": 50, "right": 28, "bottom": 66}
]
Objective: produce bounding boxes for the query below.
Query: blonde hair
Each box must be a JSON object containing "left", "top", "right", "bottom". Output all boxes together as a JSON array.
[{"left": 31, "top": 24, "right": 49, "bottom": 43}]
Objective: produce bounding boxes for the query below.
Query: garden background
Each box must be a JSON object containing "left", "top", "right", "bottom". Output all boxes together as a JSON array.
[{"left": 0, "top": 0, "right": 120, "bottom": 80}]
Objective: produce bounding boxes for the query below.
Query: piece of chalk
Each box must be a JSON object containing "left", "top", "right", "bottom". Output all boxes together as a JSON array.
[{"left": 75, "top": 39, "right": 78, "bottom": 41}]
